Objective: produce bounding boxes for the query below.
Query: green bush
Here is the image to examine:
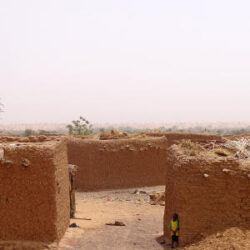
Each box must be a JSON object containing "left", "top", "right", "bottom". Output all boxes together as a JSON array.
[{"left": 66, "top": 116, "right": 93, "bottom": 135}]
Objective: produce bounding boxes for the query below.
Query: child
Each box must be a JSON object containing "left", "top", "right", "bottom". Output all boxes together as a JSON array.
[{"left": 169, "top": 213, "right": 179, "bottom": 248}]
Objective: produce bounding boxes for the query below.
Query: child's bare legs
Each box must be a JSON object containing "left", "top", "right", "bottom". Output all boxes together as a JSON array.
[
  {"left": 175, "top": 240, "right": 179, "bottom": 248},
  {"left": 171, "top": 235, "right": 179, "bottom": 248}
]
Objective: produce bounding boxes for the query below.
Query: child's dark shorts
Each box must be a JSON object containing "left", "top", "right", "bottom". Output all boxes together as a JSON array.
[{"left": 172, "top": 235, "right": 179, "bottom": 242}]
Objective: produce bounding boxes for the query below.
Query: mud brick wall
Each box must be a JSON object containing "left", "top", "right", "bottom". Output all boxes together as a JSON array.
[
  {"left": 145, "top": 132, "right": 224, "bottom": 145},
  {"left": 67, "top": 133, "right": 223, "bottom": 191},
  {"left": 67, "top": 137, "right": 168, "bottom": 191},
  {"left": 164, "top": 145, "right": 250, "bottom": 246},
  {"left": 0, "top": 141, "right": 70, "bottom": 243},
  {"left": 165, "top": 132, "right": 224, "bottom": 145},
  {"left": 53, "top": 141, "right": 70, "bottom": 240}
]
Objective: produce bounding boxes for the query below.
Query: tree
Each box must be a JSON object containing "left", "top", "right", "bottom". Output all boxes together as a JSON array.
[
  {"left": 23, "top": 129, "right": 36, "bottom": 137},
  {"left": 66, "top": 116, "right": 93, "bottom": 135}
]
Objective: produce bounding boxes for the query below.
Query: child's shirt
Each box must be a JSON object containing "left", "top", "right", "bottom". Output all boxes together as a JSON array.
[{"left": 169, "top": 220, "right": 179, "bottom": 236}]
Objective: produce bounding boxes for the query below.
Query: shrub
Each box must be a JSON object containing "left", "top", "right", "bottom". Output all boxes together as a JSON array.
[
  {"left": 66, "top": 116, "right": 93, "bottom": 135},
  {"left": 23, "top": 129, "right": 36, "bottom": 137}
]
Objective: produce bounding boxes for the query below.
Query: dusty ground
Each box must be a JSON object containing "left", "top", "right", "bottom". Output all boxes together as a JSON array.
[
  {"left": 58, "top": 186, "right": 166, "bottom": 250},
  {"left": 182, "top": 227, "right": 250, "bottom": 250},
  {"left": 57, "top": 187, "right": 250, "bottom": 250}
]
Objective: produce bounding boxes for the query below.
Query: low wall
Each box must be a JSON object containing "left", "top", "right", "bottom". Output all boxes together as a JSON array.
[
  {"left": 0, "top": 140, "right": 70, "bottom": 243},
  {"left": 67, "top": 133, "right": 223, "bottom": 191},
  {"left": 166, "top": 132, "right": 223, "bottom": 143},
  {"left": 164, "top": 145, "right": 250, "bottom": 246},
  {"left": 146, "top": 132, "right": 224, "bottom": 144},
  {"left": 67, "top": 137, "right": 168, "bottom": 191}
]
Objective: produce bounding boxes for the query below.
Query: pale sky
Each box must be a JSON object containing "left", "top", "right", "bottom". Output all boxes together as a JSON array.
[{"left": 0, "top": 0, "right": 250, "bottom": 124}]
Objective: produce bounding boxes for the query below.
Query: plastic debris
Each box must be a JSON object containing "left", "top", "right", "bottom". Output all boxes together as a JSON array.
[{"left": 225, "top": 139, "right": 250, "bottom": 159}]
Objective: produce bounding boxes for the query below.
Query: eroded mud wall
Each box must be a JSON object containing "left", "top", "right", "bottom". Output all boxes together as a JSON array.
[
  {"left": 54, "top": 141, "right": 70, "bottom": 240},
  {"left": 67, "top": 137, "right": 168, "bottom": 191},
  {"left": 164, "top": 146, "right": 250, "bottom": 246},
  {"left": 165, "top": 132, "right": 224, "bottom": 144},
  {"left": 146, "top": 132, "right": 224, "bottom": 145},
  {"left": 0, "top": 141, "right": 70, "bottom": 243}
]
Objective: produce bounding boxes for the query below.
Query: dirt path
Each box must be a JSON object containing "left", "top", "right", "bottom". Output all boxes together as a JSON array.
[
  {"left": 57, "top": 187, "right": 250, "bottom": 250},
  {"left": 58, "top": 187, "right": 166, "bottom": 250}
]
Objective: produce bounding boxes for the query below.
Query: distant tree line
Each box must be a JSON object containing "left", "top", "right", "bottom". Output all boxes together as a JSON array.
[
  {"left": 22, "top": 129, "right": 59, "bottom": 137},
  {"left": 1, "top": 125, "right": 250, "bottom": 136},
  {"left": 94, "top": 125, "right": 250, "bottom": 136}
]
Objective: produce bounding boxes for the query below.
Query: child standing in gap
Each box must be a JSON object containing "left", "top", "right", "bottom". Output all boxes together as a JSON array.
[{"left": 169, "top": 213, "right": 179, "bottom": 248}]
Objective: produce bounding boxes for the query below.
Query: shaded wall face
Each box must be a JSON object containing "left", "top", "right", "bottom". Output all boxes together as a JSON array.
[
  {"left": 0, "top": 142, "right": 70, "bottom": 243},
  {"left": 164, "top": 149, "right": 250, "bottom": 246},
  {"left": 67, "top": 138, "right": 168, "bottom": 191},
  {"left": 54, "top": 142, "right": 70, "bottom": 240}
]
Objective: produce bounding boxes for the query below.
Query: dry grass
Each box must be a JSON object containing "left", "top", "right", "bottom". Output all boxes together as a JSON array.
[
  {"left": 96, "top": 130, "right": 156, "bottom": 140},
  {"left": 178, "top": 139, "right": 249, "bottom": 159},
  {"left": 98, "top": 130, "right": 129, "bottom": 140},
  {"left": 179, "top": 140, "right": 204, "bottom": 156}
]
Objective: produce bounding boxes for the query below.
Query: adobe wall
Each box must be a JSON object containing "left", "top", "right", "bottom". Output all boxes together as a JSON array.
[
  {"left": 67, "top": 132, "right": 223, "bottom": 191},
  {"left": 146, "top": 132, "right": 224, "bottom": 145},
  {"left": 53, "top": 141, "right": 70, "bottom": 240},
  {"left": 67, "top": 137, "right": 168, "bottom": 191},
  {"left": 164, "top": 145, "right": 250, "bottom": 246},
  {"left": 0, "top": 140, "right": 70, "bottom": 243}
]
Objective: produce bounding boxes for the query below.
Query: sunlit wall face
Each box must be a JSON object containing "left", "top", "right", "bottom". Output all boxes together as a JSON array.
[{"left": 0, "top": 0, "right": 250, "bottom": 124}]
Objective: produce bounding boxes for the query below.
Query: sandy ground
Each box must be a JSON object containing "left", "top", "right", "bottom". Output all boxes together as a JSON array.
[
  {"left": 182, "top": 227, "right": 250, "bottom": 250},
  {"left": 58, "top": 186, "right": 166, "bottom": 250},
  {"left": 57, "top": 187, "right": 250, "bottom": 250}
]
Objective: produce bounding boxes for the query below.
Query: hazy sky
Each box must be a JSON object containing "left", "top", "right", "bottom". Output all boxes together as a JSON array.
[{"left": 1, "top": 0, "right": 250, "bottom": 124}]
